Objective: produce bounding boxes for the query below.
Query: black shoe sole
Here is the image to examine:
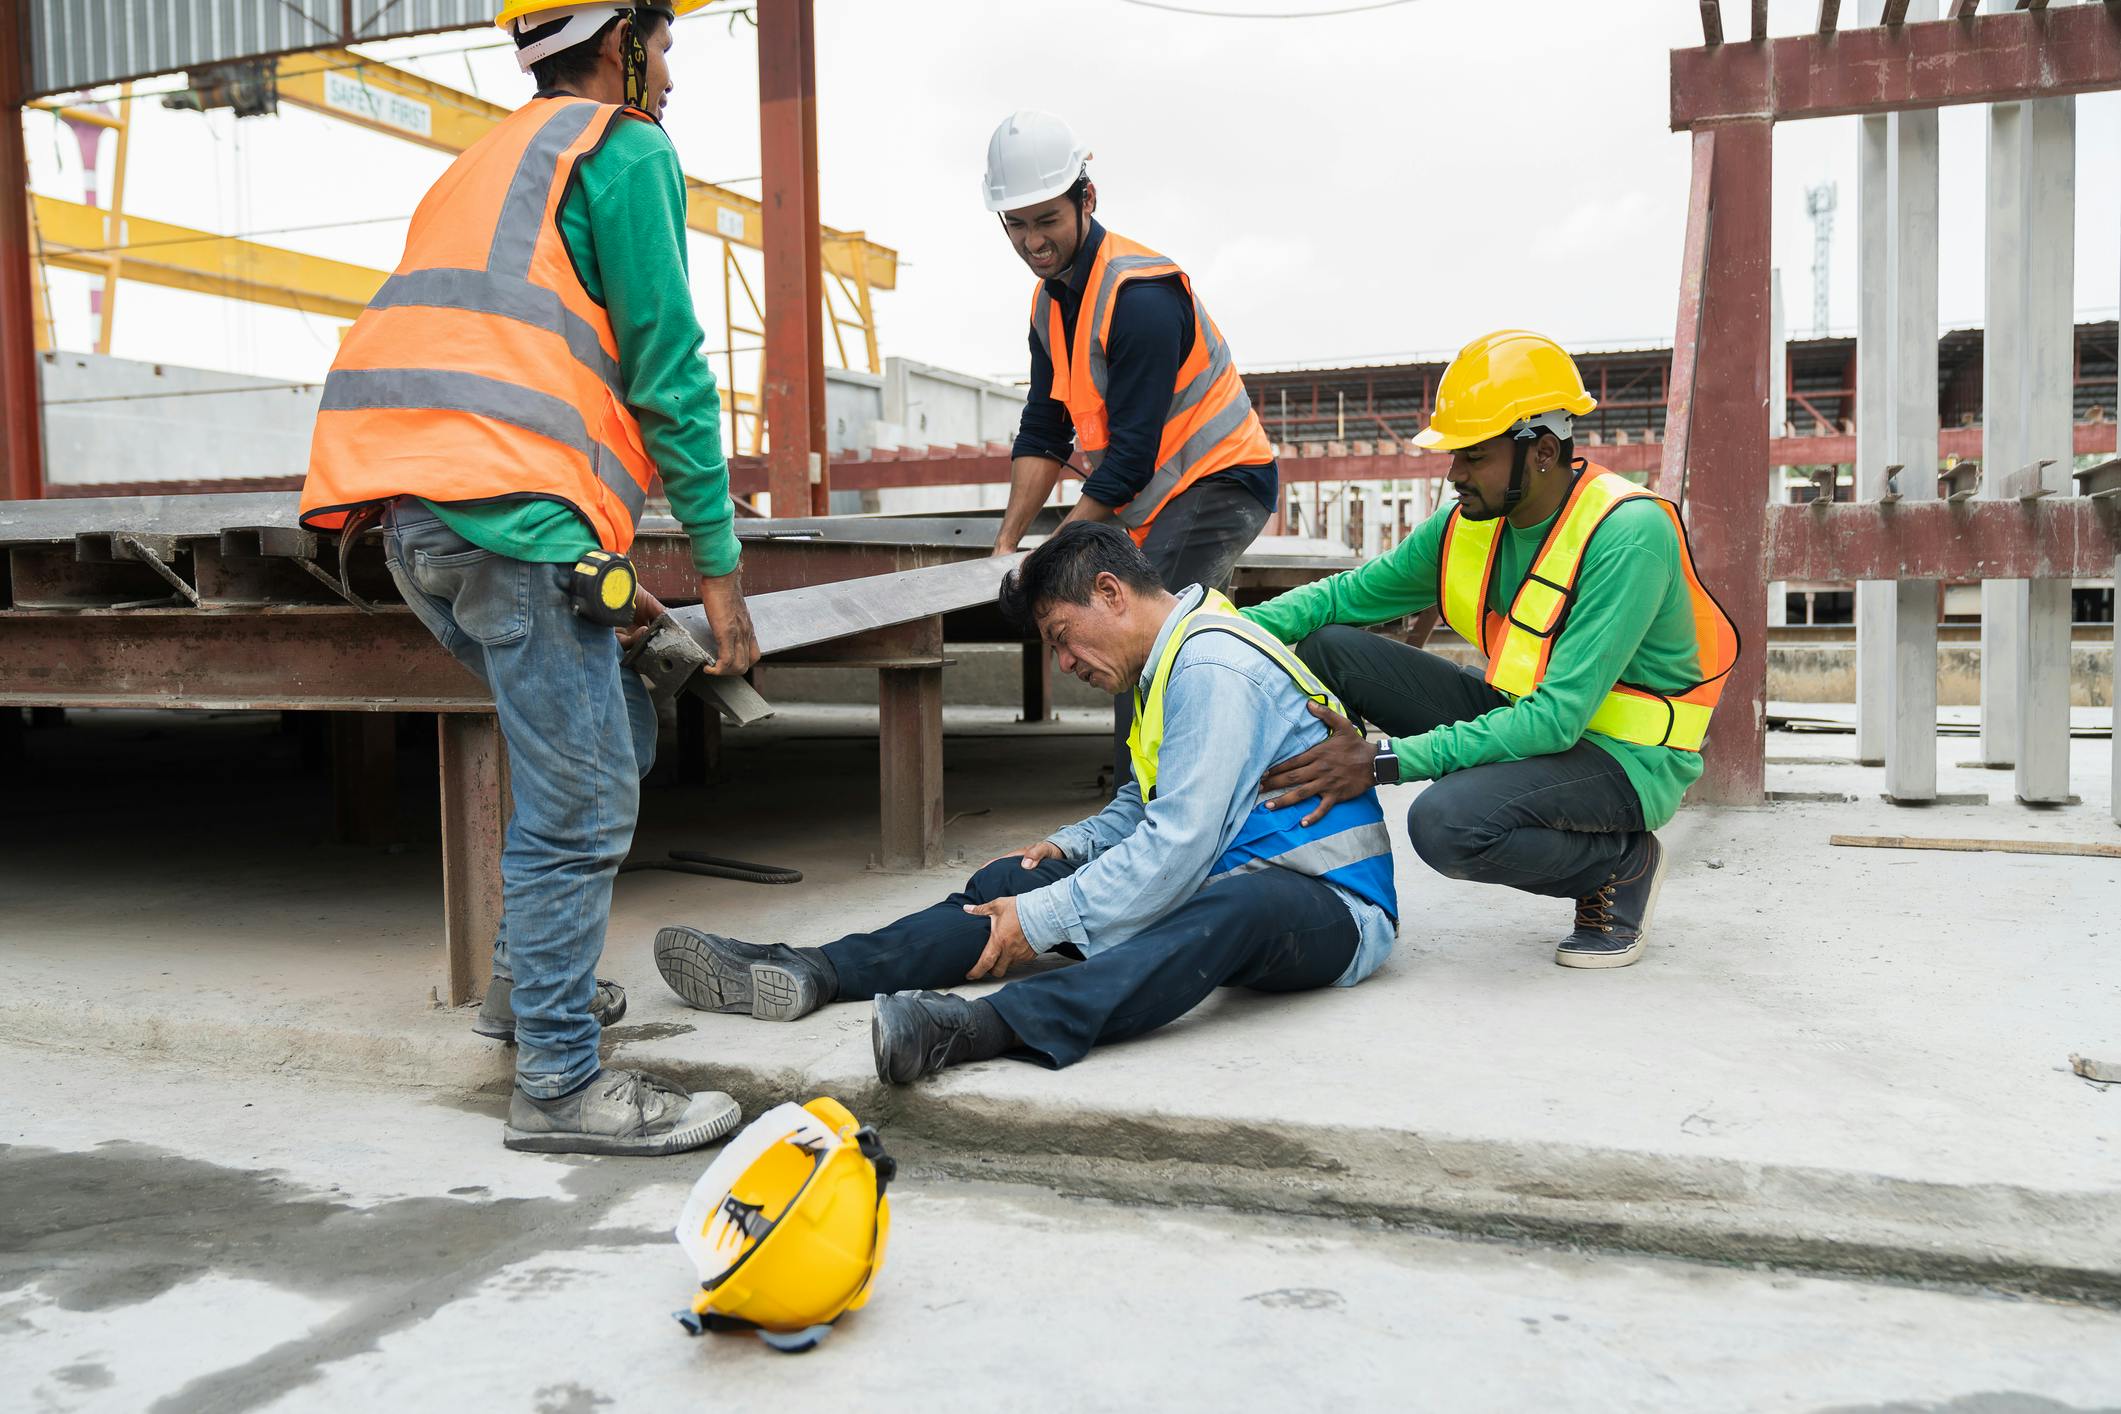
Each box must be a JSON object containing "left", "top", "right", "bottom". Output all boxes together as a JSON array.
[
  {"left": 655, "top": 927, "right": 755, "bottom": 1014},
  {"left": 872, "top": 994, "right": 916, "bottom": 1085}
]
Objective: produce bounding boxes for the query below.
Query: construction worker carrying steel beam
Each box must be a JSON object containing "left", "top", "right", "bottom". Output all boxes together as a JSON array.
[
  {"left": 982, "top": 111, "right": 1279, "bottom": 788},
  {"left": 1241, "top": 331, "right": 1739, "bottom": 970},
  {"left": 299, "top": 0, "right": 759, "bottom": 1155},
  {"left": 653, "top": 522, "right": 1397, "bottom": 1084}
]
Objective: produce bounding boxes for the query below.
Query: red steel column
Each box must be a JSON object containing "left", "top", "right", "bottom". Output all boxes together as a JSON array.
[
  {"left": 758, "top": 0, "right": 829, "bottom": 517},
  {"left": 1670, "top": 122, "right": 1774, "bottom": 806},
  {"left": 1, "top": 0, "right": 47, "bottom": 501}
]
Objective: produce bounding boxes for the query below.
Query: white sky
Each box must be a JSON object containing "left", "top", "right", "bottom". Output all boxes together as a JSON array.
[{"left": 22, "top": 0, "right": 2121, "bottom": 395}]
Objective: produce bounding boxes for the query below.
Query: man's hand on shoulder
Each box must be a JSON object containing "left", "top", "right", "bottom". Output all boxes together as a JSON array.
[
  {"left": 697, "top": 570, "right": 758, "bottom": 675},
  {"left": 1261, "top": 700, "right": 1377, "bottom": 827},
  {"left": 964, "top": 895, "right": 1035, "bottom": 980}
]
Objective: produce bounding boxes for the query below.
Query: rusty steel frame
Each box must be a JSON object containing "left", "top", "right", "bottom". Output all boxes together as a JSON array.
[
  {"left": 2, "top": 0, "right": 45, "bottom": 502},
  {"left": 1671, "top": 4, "right": 2121, "bottom": 129},
  {"left": 758, "top": 0, "right": 829, "bottom": 517},
  {"left": 1667, "top": 3, "right": 2121, "bottom": 811}
]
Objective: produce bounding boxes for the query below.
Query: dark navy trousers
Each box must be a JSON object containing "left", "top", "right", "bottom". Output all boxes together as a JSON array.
[{"left": 821, "top": 855, "right": 1359, "bottom": 1069}]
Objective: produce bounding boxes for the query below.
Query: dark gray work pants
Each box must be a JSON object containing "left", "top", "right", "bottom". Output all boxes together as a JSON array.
[
  {"left": 1293, "top": 624, "right": 1648, "bottom": 900},
  {"left": 1110, "top": 477, "right": 1272, "bottom": 786}
]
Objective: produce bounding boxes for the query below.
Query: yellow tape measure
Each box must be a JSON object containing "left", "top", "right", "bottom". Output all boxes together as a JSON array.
[{"left": 568, "top": 550, "right": 638, "bottom": 628}]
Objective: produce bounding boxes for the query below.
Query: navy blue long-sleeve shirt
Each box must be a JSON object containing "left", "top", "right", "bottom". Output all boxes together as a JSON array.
[{"left": 1011, "top": 221, "right": 1276, "bottom": 514}]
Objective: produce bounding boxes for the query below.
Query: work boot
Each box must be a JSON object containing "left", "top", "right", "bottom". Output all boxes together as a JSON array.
[
  {"left": 1555, "top": 833, "right": 1667, "bottom": 970},
  {"left": 653, "top": 926, "right": 836, "bottom": 1022},
  {"left": 871, "top": 991, "right": 1012, "bottom": 1085},
  {"left": 502, "top": 1067, "right": 741, "bottom": 1156},
  {"left": 472, "top": 975, "right": 627, "bottom": 1042}
]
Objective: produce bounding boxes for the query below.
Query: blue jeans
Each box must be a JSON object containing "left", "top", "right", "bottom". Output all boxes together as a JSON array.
[
  {"left": 822, "top": 855, "right": 1359, "bottom": 1069},
  {"left": 382, "top": 499, "right": 656, "bottom": 1099}
]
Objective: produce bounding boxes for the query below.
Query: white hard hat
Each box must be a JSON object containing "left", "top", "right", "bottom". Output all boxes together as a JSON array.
[{"left": 982, "top": 110, "right": 1092, "bottom": 213}]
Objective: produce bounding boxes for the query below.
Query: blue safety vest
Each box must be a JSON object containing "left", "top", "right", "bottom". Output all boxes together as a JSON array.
[{"left": 1127, "top": 592, "right": 1398, "bottom": 920}]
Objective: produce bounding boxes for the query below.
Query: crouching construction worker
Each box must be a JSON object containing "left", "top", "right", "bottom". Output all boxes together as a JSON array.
[
  {"left": 1242, "top": 331, "right": 1738, "bottom": 969},
  {"left": 982, "top": 111, "right": 1279, "bottom": 787},
  {"left": 299, "top": 0, "right": 759, "bottom": 1153},
  {"left": 653, "top": 523, "right": 1397, "bottom": 1082}
]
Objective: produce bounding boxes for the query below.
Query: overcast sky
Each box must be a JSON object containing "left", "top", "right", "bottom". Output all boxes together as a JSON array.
[{"left": 23, "top": 0, "right": 2121, "bottom": 397}]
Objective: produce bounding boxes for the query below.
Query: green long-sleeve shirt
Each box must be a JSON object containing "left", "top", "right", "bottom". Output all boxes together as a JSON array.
[
  {"left": 425, "top": 112, "right": 740, "bottom": 578},
  {"left": 1243, "top": 497, "right": 1705, "bottom": 829}
]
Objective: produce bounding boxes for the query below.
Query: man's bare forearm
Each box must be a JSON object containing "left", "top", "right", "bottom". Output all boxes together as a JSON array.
[{"left": 995, "top": 455, "right": 1066, "bottom": 555}]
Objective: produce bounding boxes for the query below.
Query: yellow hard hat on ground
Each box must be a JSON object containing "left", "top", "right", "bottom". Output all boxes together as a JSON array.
[
  {"left": 673, "top": 1096, "right": 894, "bottom": 1354},
  {"left": 1413, "top": 329, "right": 1598, "bottom": 452}
]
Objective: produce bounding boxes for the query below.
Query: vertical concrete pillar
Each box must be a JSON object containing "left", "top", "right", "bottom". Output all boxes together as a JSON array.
[
  {"left": 1979, "top": 93, "right": 2027, "bottom": 768},
  {"left": 1854, "top": 105, "right": 1893, "bottom": 766},
  {"left": 1882, "top": 15, "right": 1941, "bottom": 804},
  {"left": 2014, "top": 93, "right": 2076, "bottom": 804}
]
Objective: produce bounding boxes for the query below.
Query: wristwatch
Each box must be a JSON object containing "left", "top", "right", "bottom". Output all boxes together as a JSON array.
[{"left": 1372, "top": 743, "right": 1402, "bottom": 786}]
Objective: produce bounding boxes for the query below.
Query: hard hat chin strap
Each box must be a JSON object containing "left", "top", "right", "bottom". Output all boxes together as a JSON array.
[{"left": 1506, "top": 432, "right": 1533, "bottom": 511}]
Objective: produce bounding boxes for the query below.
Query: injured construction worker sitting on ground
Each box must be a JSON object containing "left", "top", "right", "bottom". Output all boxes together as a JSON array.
[
  {"left": 1240, "top": 330, "right": 1740, "bottom": 971},
  {"left": 652, "top": 522, "right": 1399, "bottom": 1084}
]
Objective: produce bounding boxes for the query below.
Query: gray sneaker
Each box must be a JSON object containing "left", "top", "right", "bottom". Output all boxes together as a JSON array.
[
  {"left": 472, "top": 975, "right": 627, "bottom": 1042},
  {"left": 502, "top": 1068, "right": 741, "bottom": 1156},
  {"left": 654, "top": 926, "right": 833, "bottom": 1022},
  {"left": 1555, "top": 834, "right": 1667, "bottom": 970}
]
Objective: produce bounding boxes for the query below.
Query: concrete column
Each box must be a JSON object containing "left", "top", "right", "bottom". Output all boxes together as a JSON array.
[
  {"left": 2014, "top": 93, "right": 2076, "bottom": 805},
  {"left": 1854, "top": 107, "right": 1893, "bottom": 766},
  {"left": 1979, "top": 95, "right": 2027, "bottom": 768},
  {"left": 1883, "top": 60, "right": 1941, "bottom": 805}
]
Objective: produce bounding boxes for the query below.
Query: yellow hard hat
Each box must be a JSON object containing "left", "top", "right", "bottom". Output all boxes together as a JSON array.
[
  {"left": 1413, "top": 329, "right": 1598, "bottom": 452},
  {"left": 494, "top": 0, "right": 712, "bottom": 31},
  {"left": 673, "top": 1096, "right": 894, "bottom": 1354}
]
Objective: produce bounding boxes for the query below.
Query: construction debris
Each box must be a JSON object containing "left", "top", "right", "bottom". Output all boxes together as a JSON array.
[
  {"left": 2070, "top": 1056, "right": 2121, "bottom": 1085},
  {"left": 1830, "top": 834, "right": 2121, "bottom": 861}
]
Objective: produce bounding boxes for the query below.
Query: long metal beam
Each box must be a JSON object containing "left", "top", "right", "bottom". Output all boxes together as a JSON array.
[
  {"left": 1766, "top": 500, "right": 2121, "bottom": 582},
  {"left": 31, "top": 194, "right": 384, "bottom": 320},
  {"left": 758, "top": 0, "right": 829, "bottom": 515},
  {"left": 1671, "top": 4, "right": 2121, "bottom": 128},
  {"left": 270, "top": 49, "right": 897, "bottom": 292}
]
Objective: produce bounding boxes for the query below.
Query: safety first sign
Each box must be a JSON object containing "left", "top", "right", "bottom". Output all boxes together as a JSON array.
[{"left": 323, "top": 71, "right": 435, "bottom": 140}]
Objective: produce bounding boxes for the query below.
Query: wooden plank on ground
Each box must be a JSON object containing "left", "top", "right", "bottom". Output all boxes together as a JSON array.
[{"left": 1829, "top": 834, "right": 2121, "bottom": 859}]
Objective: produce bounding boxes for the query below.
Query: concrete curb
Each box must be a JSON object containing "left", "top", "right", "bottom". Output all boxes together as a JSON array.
[{"left": 15, "top": 998, "right": 2119, "bottom": 1306}]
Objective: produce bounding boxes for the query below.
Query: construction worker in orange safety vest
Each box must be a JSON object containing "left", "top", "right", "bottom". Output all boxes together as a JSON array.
[
  {"left": 299, "top": 0, "right": 758, "bottom": 1157},
  {"left": 1239, "top": 330, "right": 1739, "bottom": 971},
  {"left": 980, "top": 110, "right": 1281, "bottom": 790}
]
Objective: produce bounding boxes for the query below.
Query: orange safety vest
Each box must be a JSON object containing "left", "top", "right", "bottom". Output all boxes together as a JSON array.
[
  {"left": 1032, "top": 230, "right": 1274, "bottom": 546},
  {"left": 1436, "top": 465, "right": 1740, "bottom": 751},
  {"left": 301, "top": 97, "right": 656, "bottom": 552}
]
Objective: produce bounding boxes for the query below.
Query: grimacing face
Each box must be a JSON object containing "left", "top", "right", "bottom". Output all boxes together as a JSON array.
[
  {"left": 1034, "top": 577, "right": 1137, "bottom": 696},
  {"left": 1000, "top": 188, "right": 1091, "bottom": 281}
]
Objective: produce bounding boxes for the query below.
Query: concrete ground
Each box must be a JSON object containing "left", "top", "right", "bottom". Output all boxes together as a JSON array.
[
  {"left": 2, "top": 698, "right": 2118, "bottom": 1404},
  {"left": 6, "top": 1044, "right": 2121, "bottom": 1414}
]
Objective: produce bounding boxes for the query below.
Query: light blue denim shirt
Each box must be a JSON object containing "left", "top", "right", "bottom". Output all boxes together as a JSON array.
[{"left": 1014, "top": 585, "right": 1397, "bottom": 988}]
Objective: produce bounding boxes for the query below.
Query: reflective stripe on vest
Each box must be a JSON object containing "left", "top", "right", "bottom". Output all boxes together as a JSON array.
[
  {"left": 300, "top": 98, "right": 655, "bottom": 553},
  {"left": 1126, "top": 591, "right": 1398, "bottom": 919},
  {"left": 1030, "top": 232, "right": 1275, "bottom": 547},
  {"left": 1435, "top": 466, "right": 1741, "bottom": 752}
]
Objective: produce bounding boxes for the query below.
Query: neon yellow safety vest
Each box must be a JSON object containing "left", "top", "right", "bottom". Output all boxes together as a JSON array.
[{"left": 1436, "top": 465, "right": 1740, "bottom": 752}]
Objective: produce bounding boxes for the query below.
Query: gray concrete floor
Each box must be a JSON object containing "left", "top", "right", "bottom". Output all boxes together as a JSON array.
[
  {"left": 2, "top": 702, "right": 2118, "bottom": 1407},
  {"left": 6, "top": 1044, "right": 2121, "bottom": 1414}
]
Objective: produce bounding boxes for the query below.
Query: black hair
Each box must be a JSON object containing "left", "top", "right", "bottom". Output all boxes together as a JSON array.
[
  {"left": 1064, "top": 168, "right": 1092, "bottom": 212},
  {"left": 519, "top": 8, "right": 668, "bottom": 92},
  {"left": 998, "top": 522, "right": 1162, "bottom": 632}
]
